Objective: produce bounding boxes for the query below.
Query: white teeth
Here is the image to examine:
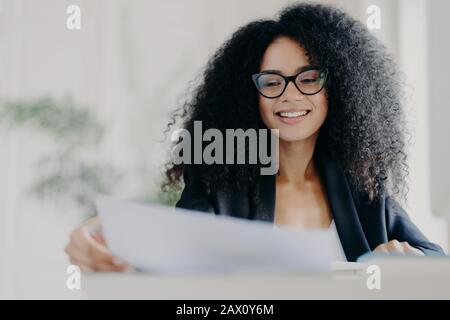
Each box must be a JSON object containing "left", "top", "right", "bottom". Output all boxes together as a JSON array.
[{"left": 278, "top": 110, "right": 308, "bottom": 118}]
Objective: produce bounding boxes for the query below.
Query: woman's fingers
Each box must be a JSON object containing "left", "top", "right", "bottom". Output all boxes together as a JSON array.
[
  {"left": 402, "top": 242, "right": 425, "bottom": 256},
  {"left": 65, "top": 217, "right": 132, "bottom": 272},
  {"left": 91, "top": 232, "right": 107, "bottom": 246},
  {"left": 65, "top": 242, "right": 96, "bottom": 268},
  {"left": 373, "top": 243, "right": 390, "bottom": 253},
  {"left": 374, "top": 240, "right": 404, "bottom": 254},
  {"left": 84, "top": 232, "right": 129, "bottom": 271},
  {"left": 386, "top": 239, "right": 405, "bottom": 254},
  {"left": 374, "top": 240, "right": 424, "bottom": 256}
]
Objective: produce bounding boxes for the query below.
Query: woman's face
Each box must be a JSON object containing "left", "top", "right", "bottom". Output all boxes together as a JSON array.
[{"left": 257, "top": 37, "right": 328, "bottom": 143}]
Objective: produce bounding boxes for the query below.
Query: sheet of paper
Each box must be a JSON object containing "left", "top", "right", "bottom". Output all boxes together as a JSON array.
[{"left": 95, "top": 195, "right": 333, "bottom": 274}]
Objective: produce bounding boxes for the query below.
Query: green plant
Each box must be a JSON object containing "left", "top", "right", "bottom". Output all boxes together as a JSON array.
[{"left": 0, "top": 97, "right": 122, "bottom": 215}]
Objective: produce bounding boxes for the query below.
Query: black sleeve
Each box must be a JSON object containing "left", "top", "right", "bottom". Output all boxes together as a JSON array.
[
  {"left": 385, "top": 196, "right": 446, "bottom": 256},
  {"left": 175, "top": 166, "right": 215, "bottom": 214}
]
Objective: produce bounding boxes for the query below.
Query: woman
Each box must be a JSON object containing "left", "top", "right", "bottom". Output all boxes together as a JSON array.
[{"left": 65, "top": 3, "right": 444, "bottom": 271}]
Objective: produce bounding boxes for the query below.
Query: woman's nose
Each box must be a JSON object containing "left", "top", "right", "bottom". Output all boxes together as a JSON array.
[{"left": 281, "top": 80, "right": 304, "bottom": 101}]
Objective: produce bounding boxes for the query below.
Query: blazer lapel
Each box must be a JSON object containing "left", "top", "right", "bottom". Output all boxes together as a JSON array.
[
  {"left": 316, "top": 154, "right": 371, "bottom": 261},
  {"left": 252, "top": 153, "right": 371, "bottom": 262},
  {"left": 252, "top": 174, "right": 276, "bottom": 222}
]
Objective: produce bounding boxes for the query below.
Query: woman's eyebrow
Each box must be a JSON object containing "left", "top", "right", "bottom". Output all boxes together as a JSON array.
[{"left": 260, "top": 65, "right": 312, "bottom": 74}]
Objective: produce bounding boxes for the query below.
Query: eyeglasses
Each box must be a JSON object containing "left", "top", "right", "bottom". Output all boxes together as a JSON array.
[{"left": 252, "top": 66, "right": 328, "bottom": 99}]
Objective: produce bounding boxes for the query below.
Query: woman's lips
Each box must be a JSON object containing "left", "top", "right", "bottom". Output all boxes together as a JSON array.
[{"left": 275, "top": 110, "right": 311, "bottom": 125}]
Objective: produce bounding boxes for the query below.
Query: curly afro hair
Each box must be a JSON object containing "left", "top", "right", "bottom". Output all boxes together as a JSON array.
[{"left": 163, "top": 2, "right": 409, "bottom": 204}]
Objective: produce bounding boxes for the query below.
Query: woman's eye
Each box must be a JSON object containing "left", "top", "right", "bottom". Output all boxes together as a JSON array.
[
  {"left": 264, "top": 81, "right": 282, "bottom": 87},
  {"left": 300, "top": 78, "right": 317, "bottom": 83}
]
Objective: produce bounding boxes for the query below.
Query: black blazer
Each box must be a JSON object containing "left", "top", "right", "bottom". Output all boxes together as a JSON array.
[{"left": 175, "top": 153, "right": 445, "bottom": 261}]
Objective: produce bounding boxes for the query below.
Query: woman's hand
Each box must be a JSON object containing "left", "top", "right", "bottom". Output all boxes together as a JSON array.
[
  {"left": 374, "top": 240, "right": 425, "bottom": 256},
  {"left": 64, "top": 216, "right": 133, "bottom": 272}
]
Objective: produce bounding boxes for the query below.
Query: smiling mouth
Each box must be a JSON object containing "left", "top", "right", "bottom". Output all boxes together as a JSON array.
[{"left": 275, "top": 110, "right": 311, "bottom": 119}]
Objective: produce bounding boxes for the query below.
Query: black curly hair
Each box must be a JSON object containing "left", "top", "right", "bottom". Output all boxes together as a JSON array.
[{"left": 162, "top": 2, "right": 409, "bottom": 204}]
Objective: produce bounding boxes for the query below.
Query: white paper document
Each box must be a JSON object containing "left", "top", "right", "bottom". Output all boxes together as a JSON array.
[{"left": 95, "top": 196, "right": 333, "bottom": 274}]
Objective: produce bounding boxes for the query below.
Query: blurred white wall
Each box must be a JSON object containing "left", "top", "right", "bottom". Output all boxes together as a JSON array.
[
  {"left": 0, "top": 0, "right": 447, "bottom": 298},
  {"left": 396, "top": 0, "right": 447, "bottom": 252},
  {"left": 428, "top": 0, "right": 450, "bottom": 250}
]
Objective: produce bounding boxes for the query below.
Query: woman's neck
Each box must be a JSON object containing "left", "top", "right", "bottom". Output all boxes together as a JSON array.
[{"left": 277, "top": 134, "right": 318, "bottom": 187}]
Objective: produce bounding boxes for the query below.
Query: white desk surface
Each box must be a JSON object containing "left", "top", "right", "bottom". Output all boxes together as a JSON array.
[
  {"left": 80, "top": 258, "right": 450, "bottom": 300},
  {"left": 2, "top": 257, "right": 449, "bottom": 299}
]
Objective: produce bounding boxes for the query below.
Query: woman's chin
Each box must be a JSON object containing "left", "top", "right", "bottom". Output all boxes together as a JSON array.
[{"left": 278, "top": 132, "right": 314, "bottom": 143}]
